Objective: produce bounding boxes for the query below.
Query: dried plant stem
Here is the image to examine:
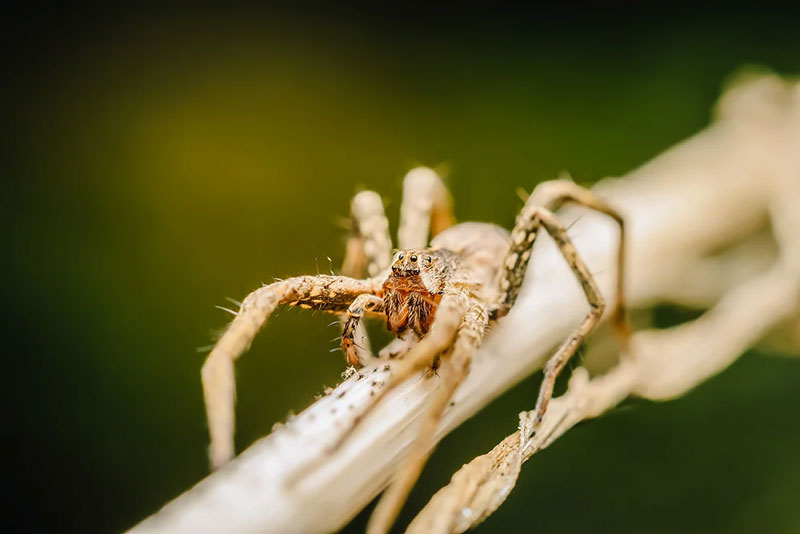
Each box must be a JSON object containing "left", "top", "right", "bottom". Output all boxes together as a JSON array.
[
  {"left": 130, "top": 73, "right": 799, "bottom": 534},
  {"left": 409, "top": 75, "right": 800, "bottom": 533}
]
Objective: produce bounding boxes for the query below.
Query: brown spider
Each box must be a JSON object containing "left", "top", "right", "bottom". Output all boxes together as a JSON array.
[{"left": 200, "top": 167, "right": 630, "bottom": 533}]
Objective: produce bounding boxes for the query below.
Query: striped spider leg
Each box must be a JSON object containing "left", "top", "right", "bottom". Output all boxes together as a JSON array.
[
  {"left": 201, "top": 274, "right": 382, "bottom": 469},
  {"left": 496, "top": 179, "right": 632, "bottom": 435},
  {"left": 202, "top": 187, "right": 392, "bottom": 469}
]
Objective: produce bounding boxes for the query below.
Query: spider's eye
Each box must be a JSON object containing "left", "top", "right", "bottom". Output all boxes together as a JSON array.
[
  {"left": 410, "top": 254, "right": 417, "bottom": 262},
  {"left": 397, "top": 253, "right": 404, "bottom": 261},
  {"left": 427, "top": 256, "right": 432, "bottom": 263}
]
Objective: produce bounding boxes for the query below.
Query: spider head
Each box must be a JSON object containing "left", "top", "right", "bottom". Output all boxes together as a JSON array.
[
  {"left": 390, "top": 250, "right": 434, "bottom": 278},
  {"left": 387, "top": 249, "right": 447, "bottom": 295}
]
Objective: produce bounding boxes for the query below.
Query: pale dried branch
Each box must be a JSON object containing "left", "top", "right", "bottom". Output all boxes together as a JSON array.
[
  {"left": 130, "top": 72, "right": 799, "bottom": 534},
  {"left": 408, "top": 75, "right": 800, "bottom": 533}
]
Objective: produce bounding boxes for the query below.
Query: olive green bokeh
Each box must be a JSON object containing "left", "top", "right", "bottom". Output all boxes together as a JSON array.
[{"left": 4, "top": 5, "right": 799, "bottom": 533}]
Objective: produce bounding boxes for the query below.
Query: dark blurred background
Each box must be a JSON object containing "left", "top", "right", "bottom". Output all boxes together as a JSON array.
[{"left": 3, "top": 3, "right": 799, "bottom": 533}]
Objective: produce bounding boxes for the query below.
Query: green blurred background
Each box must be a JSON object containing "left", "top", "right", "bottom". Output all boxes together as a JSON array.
[{"left": 3, "top": 4, "right": 800, "bottom": 533}]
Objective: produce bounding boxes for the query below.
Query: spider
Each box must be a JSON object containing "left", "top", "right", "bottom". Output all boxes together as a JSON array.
[{"left": 200, "top": 167, "right": 630, "bottom": 533}]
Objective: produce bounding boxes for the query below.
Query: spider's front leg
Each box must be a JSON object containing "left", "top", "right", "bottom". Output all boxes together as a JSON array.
[
  {"left": 288, "top": 288, "right": 469, "bottom": 489},
  {"left": 496, "top": 180, "right": 631, "bottom": 433},
  {"left": 324, "top": 289, "right": 469, "bottom": 454},
  {"left": 340, "top": 191, "right": 393, "bottom": 365},
  {"left": 313, "top": 288, "right": 476, "bottom": 534},
  {"left": 342, "top": 294, "right": 385, "bottom": 366},
  {"left": 367, "top": 298, "right": 487, "bottom": 534},
  {"left": 201, "top": 275, "right": 380, "bottom": 469}
]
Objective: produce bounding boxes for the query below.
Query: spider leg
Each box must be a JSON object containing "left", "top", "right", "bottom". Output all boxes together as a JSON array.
[
  {"left": 328, "top": 289, "right": 469, "bottom": 453},
  {"left": 342, "top": 294, "right": 385, "bottom": 366},
  {"left": 367, "top": 300, "right": 488, "bottom": 534},
  {"left": 342, "top": 190, "right": 393, "bottom": 278},
  {"left": 202, "top": 275, "right": 380, "bottom": 469},
  {"left": 287, "top": 289, "right": 468, "bottom": 486},
  {"left": 497, "top": 179, "right": 630, "bottom": 350},
  {"left": 497, "top": 181, "right": 631, "bottom": 434},
  {"left": 532, "top": 179, "right": 630, "bottom": 347},
  {"left": 398, "top": 167, "right": 455, "bottom": 249},
  {"left": 340, "top": 191, "right": 393, "bottom": 363}
]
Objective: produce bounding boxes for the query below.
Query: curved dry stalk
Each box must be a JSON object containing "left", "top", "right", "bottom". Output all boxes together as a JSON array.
[
  {"left": 130, "top": 73, "right": 798, "bottom": 534},
  {"left": 408, "top": 76, "right": 800, "bottom": 533}
]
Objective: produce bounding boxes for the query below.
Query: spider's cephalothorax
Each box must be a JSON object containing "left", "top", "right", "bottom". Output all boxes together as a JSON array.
[
  {"left": 200, "top": 167, "right": 630, "bottom": 534},
  {"left": 382, "top": 249, "right": 455, "bottom": 336}
]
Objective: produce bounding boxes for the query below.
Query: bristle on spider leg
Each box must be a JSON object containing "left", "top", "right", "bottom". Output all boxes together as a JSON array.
[{"left": 214, "top": 305, "right": 239, "bottom": 317}]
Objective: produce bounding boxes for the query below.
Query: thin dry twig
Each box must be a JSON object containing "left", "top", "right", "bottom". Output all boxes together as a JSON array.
[{"left": 130, "top": 72, "right": 799, "bottom": 534}]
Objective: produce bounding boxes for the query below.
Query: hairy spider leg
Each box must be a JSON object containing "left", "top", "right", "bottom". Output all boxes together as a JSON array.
[
  {"left": 527, "top": 179, "right": 630, "bottom": 349},
  {"left": 367, "top": 300, "right": 488, "bottom": 534},
  {"left": 342, "top": 294, "right": 385, "bottom": 366},
  {"left": 334, "top": 290, "right": 468, "bottom": 450},
  {"left": 342, "top": 190, "right": 393, "bottom": 279},
  {"left": 340, "top": 191, "right": 393, "bottom": 365},
  {"left": 289, "top": 289, "right": 469, "bottom": 488},
  {"left": 497, "top": 179, "right": 630, "bottom": 350},
  {"left": 496, "top": 180, "right": 631, "bottom": 436},
  {"left": 202, "top": 275, "right": 381, "bottom": 469},
  {"left": 398, "top": 167, "right": 455, "bottom": 250}
]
